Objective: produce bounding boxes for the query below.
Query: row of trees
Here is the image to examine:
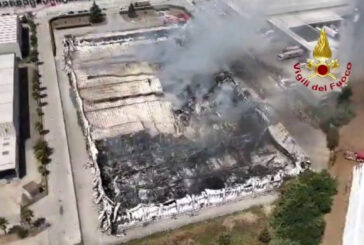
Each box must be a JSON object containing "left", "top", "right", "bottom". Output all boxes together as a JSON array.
[
  {"left": 32, "top": 72, "right": 52, "bottom": 178},
  {"left": 31, "top": 55, "right": 52, "bottom": 178},
  {"left": 28, "top": 17, "right": 53, "bottom": 178},
  {"left": 28, "top": 18, "right": 39, "bottom": 63},
  {"left": 0, "top": 208, "right": 46, "bottom": 239},
  {"left": 90, "top": 1, "right": 139, "bottom": 22}
]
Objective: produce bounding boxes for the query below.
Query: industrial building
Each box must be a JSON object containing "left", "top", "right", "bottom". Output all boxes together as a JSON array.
[
  {"left": 0, "top": 53, "right": 19, "bottom": 178},
  {"left": 0, "top": 14, "right": 22, "bottom": 58},
  {"left": 267, "top": 9, "right": 342, "bottom": 52},
  {"left": 63, "top": 25, "right": 310, "bottom": 233},
  {"left": 343, "top": 163, "right": 364, "bottom": 245}
]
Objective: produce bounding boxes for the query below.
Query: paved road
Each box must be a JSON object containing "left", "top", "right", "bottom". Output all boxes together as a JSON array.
[
  {"left": 32, "top": 19, "right": 81, "bottom": 245},
  {"left": 322, "top": 79, "right": 364, "bottom": 245}
]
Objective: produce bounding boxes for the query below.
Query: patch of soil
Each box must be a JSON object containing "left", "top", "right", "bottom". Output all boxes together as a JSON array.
[
  {"left": 322, "top": 79, "right": 364, "bottom": 245},
  {"left": 222, "top": 211, "right": 259, "bottom": 231}
]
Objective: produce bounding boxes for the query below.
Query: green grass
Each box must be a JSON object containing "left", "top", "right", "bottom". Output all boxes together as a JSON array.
[{"left": 127, "top": 205, "right": 270, "bottom": 245}]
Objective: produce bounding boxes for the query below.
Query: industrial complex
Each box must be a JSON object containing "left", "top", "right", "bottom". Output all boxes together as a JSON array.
[
  {"left": 0, "top": 0, "right": 363, "bottom": 244},
  {"left": 60, "top": 3, "right": 312, "bottom": 235},
  {"left": 0, "top": 15, "right": 20, "bottom": 179}
]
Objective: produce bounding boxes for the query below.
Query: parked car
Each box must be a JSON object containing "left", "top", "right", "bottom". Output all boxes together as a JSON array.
[{"left": 277, "top": 48, "right": 304, "bottom": 61}]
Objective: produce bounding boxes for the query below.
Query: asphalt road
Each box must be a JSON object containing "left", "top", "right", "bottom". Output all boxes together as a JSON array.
[{"left": 31, "top": 19, "right": 81, "bottom": 245}]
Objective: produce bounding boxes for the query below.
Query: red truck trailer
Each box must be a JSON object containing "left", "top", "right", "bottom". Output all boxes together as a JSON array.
[{"left": 344, "top": 151, "right": 364, "bottom": 162}]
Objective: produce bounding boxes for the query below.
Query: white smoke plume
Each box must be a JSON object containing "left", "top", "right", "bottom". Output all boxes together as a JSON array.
[{"left": 134, "top": 0, "right": 270, "bottom": 107}]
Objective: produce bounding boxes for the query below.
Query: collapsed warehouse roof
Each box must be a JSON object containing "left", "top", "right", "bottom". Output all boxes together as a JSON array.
[{"left": 63, "top": 27, "right": 310, "bottom": 234}]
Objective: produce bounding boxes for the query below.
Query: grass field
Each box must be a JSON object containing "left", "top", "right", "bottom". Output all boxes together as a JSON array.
[{"left": 127, "top": 205, "right": 272, "bottom": 245}]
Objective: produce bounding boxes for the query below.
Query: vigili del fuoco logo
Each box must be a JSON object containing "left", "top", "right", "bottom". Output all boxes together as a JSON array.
[{"left": 293, "top": 28, "right": 352, "bottom": 92}]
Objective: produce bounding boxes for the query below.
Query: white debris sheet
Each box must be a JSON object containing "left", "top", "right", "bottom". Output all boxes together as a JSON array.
[
  {"left": 86, "top": 100, "right": 176, "bottom": 139},
  {"left": 343, "top": 163, "right": 364, "bottom": 245},
  {"left": 74, "top": 62, "right": 156, "bottom": 89},
  {"left": 268, "top": 123, "right": 310, "bottom": 165},
  {"left": 120, "top": 170, "right": 286, "bottom": 227},
  {"left": 72, "top": 54, "right": 176, "bottom": 140},
  {"left": 79, "top": 77, "right": 163, "bottom": 102}
]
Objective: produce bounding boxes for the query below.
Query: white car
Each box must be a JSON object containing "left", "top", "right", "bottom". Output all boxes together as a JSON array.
[{"left": 277, "top": 77, "right": 298, "bottom": 89}]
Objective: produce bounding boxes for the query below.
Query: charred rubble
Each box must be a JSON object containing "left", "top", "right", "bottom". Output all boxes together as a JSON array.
[{"left": 95, "top": 71, "right": 294, "bottom": 232}]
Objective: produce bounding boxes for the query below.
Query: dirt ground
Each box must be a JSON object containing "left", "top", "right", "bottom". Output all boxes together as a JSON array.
[
  {"left": 127, "top": 205, "right": 272, "bottom": 245},
  {"left": 322, "top": 80, "right": 364, "bottom": 245}
]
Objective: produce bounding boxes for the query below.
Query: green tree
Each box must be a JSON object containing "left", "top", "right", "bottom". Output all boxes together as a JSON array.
[
  {"left": 128, "top": 3, "right": 137, "bottom": 18},
  {"left": 32, "top": 82, "right": 40, "bottom": 93},
  {"left": 258, "top": 227, "right": 271, "bottom": 244},
  {"left": 21, "top": 208, "right": 34, "bottom": 225},
  {"left": 32, "top": 90, "right": 40, "bottom": 101},
  {"left": 28, "top": 19, "right": 36, "bottom": 34},
  {"left": 33, "top": 139, "right": 53, "bottom": 164},
  {"left": 38, "top": 165, "right": 49, "bottom": 176},
  {"left": 30, "top": 34, "right": 38, "bottom": 47},
  {"left": 30, "top": 49, "right": 39, "bottom": 62},
  {"left": 89, "top": 1, "right": 104, "bottom": 23},
  {"left": 218, "top": 233, "right": 231, "bottom": 245},
  {"left": 35, "top": 121, "right": 43, "bottom": 134},
  {"left": 16, "top": 227, "right": 29, "bottom": 239},
  {"left": 326, "top": 127, "right": 339, "bottom": 151},
  {"left": 33, "top": 218, "right": 46, "bottom": 227},
  {"left": 269, "top": 238, "right": 301, "bottom": 245},
  {"left": 300, "top": 171, "right": 337, "bottom": 213},
  {"left": 36, "top": 107, "right": 44, "bottom": 117},
  {"left": 270, "top": 170, "right": 337, "bottom": 245},
  {"left": 21, "top": 15, "right": 28, "bottom": 23},
  {"left": 0, "top": 217, "right": 8, "bottom": 234},
  {"left": 33, "top": 71, "right": 40, "bottom": 84}
]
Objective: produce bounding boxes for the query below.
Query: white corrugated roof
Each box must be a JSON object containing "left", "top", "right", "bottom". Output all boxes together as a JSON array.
[{"left": 0, "top": 15, "right": 18, "bottom": 45}]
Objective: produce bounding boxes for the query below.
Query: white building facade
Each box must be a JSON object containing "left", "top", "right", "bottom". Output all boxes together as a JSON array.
[
  {"left": 343, "top": 164, "right": 364, "bottom": 245},
  {"left": 0, "top": 53, "right": 19, "bottom": 178}
]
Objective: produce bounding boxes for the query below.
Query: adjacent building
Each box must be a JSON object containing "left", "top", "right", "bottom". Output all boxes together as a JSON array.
[
  {"left": 0, "top": 15, "right": 21, "bottom": 178},
  {"left": 0, "top": 53, "right": 19, "bottom": 178},
  {"left": 343, "top": 164, "right": 364, "bottom": 245},
  {"left": 0, "top": 14, "right": 22, "bottom": 58}
]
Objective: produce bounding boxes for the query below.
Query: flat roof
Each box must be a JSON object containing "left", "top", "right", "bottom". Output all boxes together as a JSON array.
[
  {"left": 227, "top": 0, "right": 347, "bottom": 16},
  {"left": 268, "top": 10, "right": 342, "bottom": 51},
  {"left": 0, "top": 15, "right": 18, "bottom": 45},
  {"left": 0, "top": 53, "right": 15, "bottom": 124},
  {"left": 0, "top": 53, "right": 16, "bottom": 173}
]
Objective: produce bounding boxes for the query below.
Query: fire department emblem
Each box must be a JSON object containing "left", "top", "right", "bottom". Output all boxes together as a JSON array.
[{"left": 306, "top": 28, "right": 340, "bottom": 80}]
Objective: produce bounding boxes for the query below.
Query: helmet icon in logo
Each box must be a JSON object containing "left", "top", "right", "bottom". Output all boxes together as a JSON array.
[{"left": 306, "top": 28, "right": 340, "bottom": 80}]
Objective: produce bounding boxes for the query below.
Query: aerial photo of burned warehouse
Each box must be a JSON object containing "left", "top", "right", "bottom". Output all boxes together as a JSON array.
[{"left": 62, "top": 2, "right": 310, "bottom": 235}]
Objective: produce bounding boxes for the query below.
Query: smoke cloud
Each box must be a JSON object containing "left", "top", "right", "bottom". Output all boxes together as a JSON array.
[{"left": 134, "top": 0, "right": 270, "bottom": 108}]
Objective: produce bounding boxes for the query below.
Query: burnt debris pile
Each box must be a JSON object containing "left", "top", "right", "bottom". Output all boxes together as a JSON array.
[{"left": 96, "top": 71, "right": 286, "bottom": 224}]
